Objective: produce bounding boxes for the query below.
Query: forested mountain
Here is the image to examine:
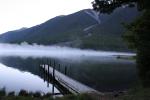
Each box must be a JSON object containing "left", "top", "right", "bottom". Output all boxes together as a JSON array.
[{"left": 0, "top": 6, "right": 140, "bottom": 51}]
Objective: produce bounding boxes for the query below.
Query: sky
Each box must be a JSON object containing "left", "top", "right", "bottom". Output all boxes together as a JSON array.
[{"left": 0, "top": 0, "right": 93, "bottom": 34}]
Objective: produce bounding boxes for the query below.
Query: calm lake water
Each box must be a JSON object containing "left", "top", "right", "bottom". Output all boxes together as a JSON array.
[
  {"left": 0, "top": 55, "right": 137, "bottom": 93},
  {"left": 0, "top": 44, "right": 138, "bottom": 93},
  {"left": 0, "top": 63, "right": 60, "bottom": 94}
]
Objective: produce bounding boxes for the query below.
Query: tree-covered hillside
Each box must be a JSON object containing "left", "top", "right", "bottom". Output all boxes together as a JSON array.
[{"left": 0, "top": 6, "right": 140, "bottom": 51}]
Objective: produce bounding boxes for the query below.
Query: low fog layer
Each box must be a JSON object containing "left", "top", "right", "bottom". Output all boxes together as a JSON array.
[{"left": 0, "top": 43, "right": 135, "bottom": 59}]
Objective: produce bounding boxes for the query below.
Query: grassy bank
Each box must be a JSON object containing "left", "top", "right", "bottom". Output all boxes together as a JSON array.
[
  {"left": 118, "top": 87, "right": 150, "bottom": 100},
  {"left": 0, "top": 87, "right": 150, "bottom": 100},
  {"left": 0, "top": 88, "right": 93, "bottom": 100},
  {"left": 0, "top": 93, "right": 92, "bottom": 100}
]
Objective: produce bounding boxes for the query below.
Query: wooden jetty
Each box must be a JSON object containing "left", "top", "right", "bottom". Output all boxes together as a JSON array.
[{"left": 40, "top": 64, "right": 103, "bottom": 95}]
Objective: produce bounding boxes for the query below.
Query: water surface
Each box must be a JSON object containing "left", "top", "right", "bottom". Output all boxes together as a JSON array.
[
  {"left": 0, "top": 44, "right": 138, "bottom": 92},
  {"left": 0, "top": 63, "right": 59, "bottom": 94}
]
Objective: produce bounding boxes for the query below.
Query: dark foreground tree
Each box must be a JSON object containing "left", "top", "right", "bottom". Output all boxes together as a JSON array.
[{"left": 92, "top": 0, "right": 150, "bottom": 87}]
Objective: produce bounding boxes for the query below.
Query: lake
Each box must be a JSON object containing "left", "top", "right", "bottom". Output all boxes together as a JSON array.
[
  {"left": 0, "top": 63, "right": 60, "bottom": 94},
  {"left": 0, "top": 44, "right": 138, "bottom": 93}
]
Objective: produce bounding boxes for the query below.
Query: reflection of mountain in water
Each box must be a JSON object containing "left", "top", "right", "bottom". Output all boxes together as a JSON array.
[
  {"left": 0, "top": 56, "right": 138, "bottom": 92},
  {"left": 0, "top": 63, "right": 60, "bottom": 94},
  {"left": 0, "top": 57, "right": 40, "bottom": 75}
]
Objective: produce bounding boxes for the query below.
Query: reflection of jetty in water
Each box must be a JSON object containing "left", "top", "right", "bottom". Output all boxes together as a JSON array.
[{"left": 39, "top": 59, "right": 101, "bottom": 96}]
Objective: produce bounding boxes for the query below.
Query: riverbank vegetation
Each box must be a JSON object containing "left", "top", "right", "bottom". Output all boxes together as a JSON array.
[
  {"left": 1, "top": 87, "right": 150, "bottom": 100},
  {"left": 0, "top": 89, "right": 93, "bottom": 100},
  {"left": 92, "top": 0, "right": 150, "bottom": 88}
]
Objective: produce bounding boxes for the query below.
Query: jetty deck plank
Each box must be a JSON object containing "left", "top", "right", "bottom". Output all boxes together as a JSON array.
[{"left": 41, "top": 65, "right": 102, "bottom": 94}]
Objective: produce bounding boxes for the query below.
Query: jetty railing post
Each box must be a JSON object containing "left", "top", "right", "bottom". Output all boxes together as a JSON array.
[
  {"left": 50, "top": 59, "right": 51, "bottom": 66},
  {"left": 44, "top": 64, "right": 46, "bottom": 82},
  {"left": 47, "top": 61, "right": 50, "bottom": 87},
  {"left": 52, "top": 60, "right": 55, "bottom": 95},
  {"left": 58, "top": 64, "right": 60, "bottom": 71},
  {"left": 68, "top": 66, "right": 71, "bottom": 76},
  {"left": 40, "top": 60, "right": 43, "bottom": 78},
  {"left": 49, "top": 60, "right": 51, "bottom": 82},
  {"left": 48, "top": 62, "right": 49, "bottom": 75},
  {"left": 53, "top": 60, "right": 55, "bottom": 78},
  {"left": 65, "top": 66, "right": 67, "bottom": 75},
  {"left": 44, "top": 63, "right": 45, "bottom": 70}
]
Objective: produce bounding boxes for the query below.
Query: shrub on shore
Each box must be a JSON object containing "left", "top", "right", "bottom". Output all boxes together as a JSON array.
[
  {"left": 0, "top": 88, "right": 6, "bottom": 96},
  {"left": 8, "top": 91, "right": 15, "bottom": 96}
]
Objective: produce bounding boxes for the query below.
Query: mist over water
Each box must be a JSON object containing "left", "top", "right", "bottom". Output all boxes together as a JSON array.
[
  {"left": 0, "top": 43, "right": 137, "bottom": 92},
  {"left": 0, "top": 43, "right": 135, "bottom": 59}
]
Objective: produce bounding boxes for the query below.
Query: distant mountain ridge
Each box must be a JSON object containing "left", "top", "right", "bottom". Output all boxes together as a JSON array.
[{"left": 0, "top": 6, "right": 140, "bottom": 51}]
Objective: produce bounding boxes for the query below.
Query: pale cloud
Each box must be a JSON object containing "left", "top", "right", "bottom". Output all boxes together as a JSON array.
[{"left": 0, "top": 0, "right": 93, "bottom": 34}]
